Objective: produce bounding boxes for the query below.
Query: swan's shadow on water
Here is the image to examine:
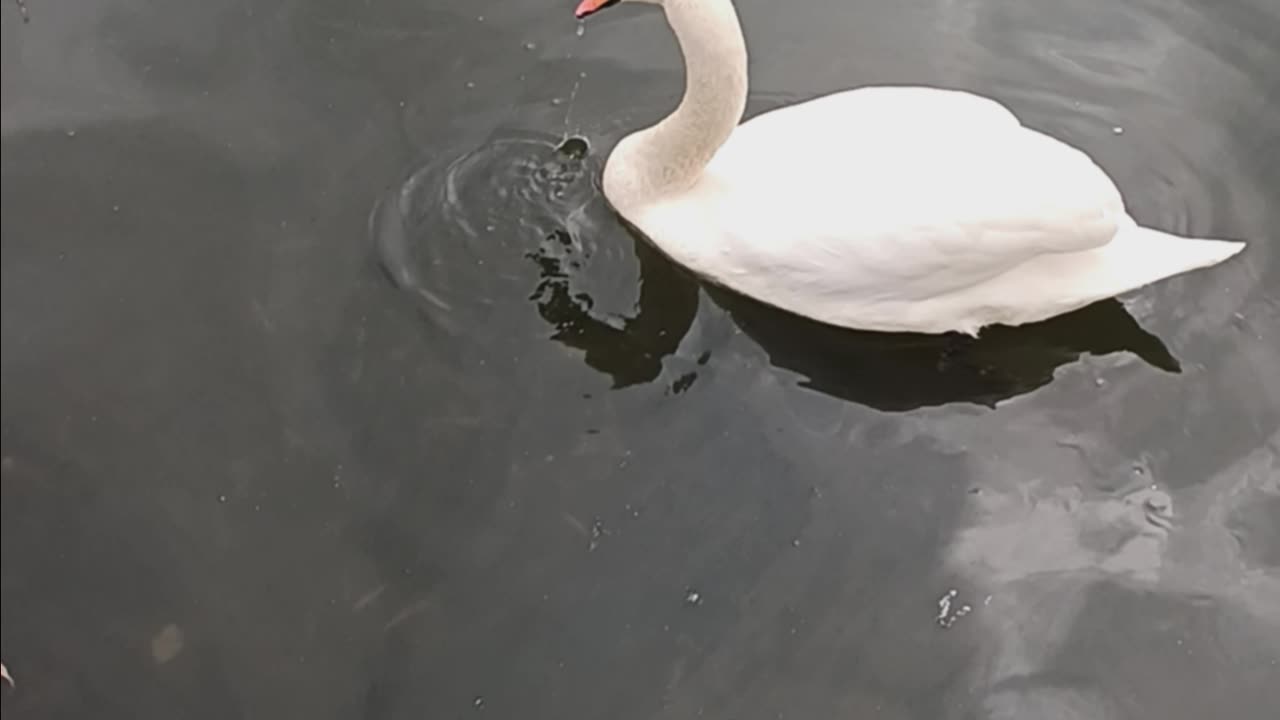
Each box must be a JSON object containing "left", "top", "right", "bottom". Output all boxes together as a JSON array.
[
  {"left": 372, "top": 130, "right": 1179, "bottom": 412},
  {"left": 702, "top": 284, "right": 1180, "bottom": 411}
]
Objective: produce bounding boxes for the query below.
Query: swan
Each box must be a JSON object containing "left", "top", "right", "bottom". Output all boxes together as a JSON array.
[{"left": 573, "top": 0, "right": 1246, "bottom": 336}]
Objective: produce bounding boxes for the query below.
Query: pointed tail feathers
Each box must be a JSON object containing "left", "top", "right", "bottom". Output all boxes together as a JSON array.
[
  {"left": 1113, "top": 224, "right": 1246, "bottom": 273},
  {"left": 1033, "top": 224, "right": 1248, "bottom": 314}
]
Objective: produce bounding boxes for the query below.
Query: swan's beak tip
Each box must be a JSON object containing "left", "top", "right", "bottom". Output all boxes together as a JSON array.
[{"left": 575, "top": 0, "right": 611, "bottom": 19}]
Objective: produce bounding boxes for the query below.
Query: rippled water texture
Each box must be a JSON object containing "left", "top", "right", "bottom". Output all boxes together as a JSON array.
[{"left": 2, "top": 0, "right": 1277, "bottom": 718}]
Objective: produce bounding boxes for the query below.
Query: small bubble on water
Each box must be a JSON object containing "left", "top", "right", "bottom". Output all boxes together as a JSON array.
[
  {"left": 112, "top": 205, "right": 120, "bottom": 213},
  {"left": 551, "top": 97, "right": 564, "bottom": 106},
  {"left": 1112, "top": 126, "right": 1124, "bottom": 135},
  {"left": 473, "top": 695, "right": 485, "bottom": 709},
  {"left": 465, "top": 81, "right": 476, "bottom": 89},
  {"left": 936, "top": 588, "right": 971, "bottom": 628},
  {"left": 524, "top": 41, "right": 537, "bottom": 51},
  {"left": 684, "top": 589, "right": 702, "bottom": 606},
  {"left": 589, "top": 519, "right": 606, "bottom": 551},
  {"left": 218, "top": 495, "right": 227, "bottom": 503},
  {"left": 1095, "top": 377, "right": 1106, "bottom": 387},
  {"left": 65, "top": 129, "right": 77, "bottom": 138}
]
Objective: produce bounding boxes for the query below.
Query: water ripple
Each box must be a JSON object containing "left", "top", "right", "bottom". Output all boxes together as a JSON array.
[{"left": 371, "top": 131, "right": 701, "bottom": 388}]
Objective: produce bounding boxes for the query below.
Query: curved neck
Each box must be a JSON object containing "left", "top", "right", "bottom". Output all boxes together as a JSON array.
[{"left": 629, "top": 0, "right": 749, "bottom": 192}]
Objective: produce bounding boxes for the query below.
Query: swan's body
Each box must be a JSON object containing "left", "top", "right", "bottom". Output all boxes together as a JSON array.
[{"left": 577, "top": 0, "right": 1245, "bottom": 335}]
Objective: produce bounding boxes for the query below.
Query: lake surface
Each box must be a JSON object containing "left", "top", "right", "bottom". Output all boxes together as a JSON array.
[{"left": 2, "top": 0, "right": 1277, "bottom": 718}]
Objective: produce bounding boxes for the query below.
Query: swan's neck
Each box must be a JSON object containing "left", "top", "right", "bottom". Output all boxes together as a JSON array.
[{"left": 611, "top": 0, "right": 748, "bottom": 198}]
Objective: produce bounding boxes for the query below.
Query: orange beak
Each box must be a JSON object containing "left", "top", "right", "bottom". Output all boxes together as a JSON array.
[{"left": 575, "top": 0, "right": 617, "bottom": 19}]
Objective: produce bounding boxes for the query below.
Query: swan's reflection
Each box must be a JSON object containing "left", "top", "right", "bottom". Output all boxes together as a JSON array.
[
  {"left": 705, "top": 285, "right": 1180, "bottom": 411},
  {"left": 528, "top": 217, "right": 1181, "bottom": 410},
  {"left": 527, "top": 226, "right": 699, "bottom": 388}
]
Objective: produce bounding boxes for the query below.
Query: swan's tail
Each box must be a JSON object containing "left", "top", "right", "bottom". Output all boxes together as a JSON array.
[
  {"left": 1110, "top": 223, "right": 1246, "bottom": 277},
  {"left": 1073, "top": 221, "right": 1247, "bottom": 306},
  {"left": 995, "top": 222, "right": 1247, "bottom": 327}
]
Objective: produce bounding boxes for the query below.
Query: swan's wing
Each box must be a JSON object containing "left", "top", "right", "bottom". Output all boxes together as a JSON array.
[{"left": 702, "top": 87, "right": 1125, "bottom": 299}]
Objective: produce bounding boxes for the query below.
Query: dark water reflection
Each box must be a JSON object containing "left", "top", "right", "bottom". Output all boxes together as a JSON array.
[
  {"left": 711, "top": 292, "right": 1180, "bottom": 411},
  {"left": 3, "top": 1, "right": 1278, "bottom": 719}
]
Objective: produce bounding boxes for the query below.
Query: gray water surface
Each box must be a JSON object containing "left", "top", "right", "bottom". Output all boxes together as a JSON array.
[{"left": 2, "top": 1, "right": 1277, "bottom": 718}]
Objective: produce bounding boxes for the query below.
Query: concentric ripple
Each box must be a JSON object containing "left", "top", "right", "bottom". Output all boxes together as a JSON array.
[{"left": 370, "top": 131, "right": 701, "bottom": 388}]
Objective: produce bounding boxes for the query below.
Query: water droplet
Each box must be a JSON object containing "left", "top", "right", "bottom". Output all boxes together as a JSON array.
[
  {"left": 936, "top": 588, "right": 972, "bottom": 628},
  {"left": 65, "top": 129, "right": 77, "bottom": 138},
  {"left": 112, "top": 205, "right": 120, "bottom": 213},
  {"left": 576, "top": 23, "right": 585, "bottom": 37},
  {"left": 684, "top": 589, "right": 702, "bottom": 606},
  {"left": 465, "top": 81, "right": 476, "bottom": 89},
  {"left": 218, "top": 495, "right": 227, "bottom": 503},
  {"left": 1094, "top": 377, "right": 1106, "bottom": 387},
  {"left": 550, "top": 98, "right": 564, "bottom": 106},
  {"left": 588, "top": 520, "right": 606, "bottom": 551},
  {"left": 1112, "top": 126, "right": 1124, "bottom": 135},
  {"left": 473, "top": 695, "right": 485, "bottom": 709},
  {"left": 524, "top": 41, "right": 537, "bottom": 51}
]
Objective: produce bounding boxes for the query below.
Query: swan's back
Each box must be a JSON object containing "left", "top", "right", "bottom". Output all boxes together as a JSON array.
[
  {"left": 641, "top": 87, "right": 1129, "bottom": 318},
  {"left": 705, "top": 86, "right": 1124, "bottom": 259}
]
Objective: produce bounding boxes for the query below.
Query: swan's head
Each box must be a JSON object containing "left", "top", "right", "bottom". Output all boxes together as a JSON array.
[{"left": 575, "top": 0, "right": 662, "bottom": 19}]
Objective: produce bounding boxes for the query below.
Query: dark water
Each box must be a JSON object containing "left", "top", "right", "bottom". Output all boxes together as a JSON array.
[{"left": 2, "top": 1, "right": 1277, "bottom": 718}]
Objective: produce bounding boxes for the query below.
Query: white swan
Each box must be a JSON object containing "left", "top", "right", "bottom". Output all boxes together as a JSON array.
[{"left": 574, "top": 0, "right": 1246, "bottom": 336}]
